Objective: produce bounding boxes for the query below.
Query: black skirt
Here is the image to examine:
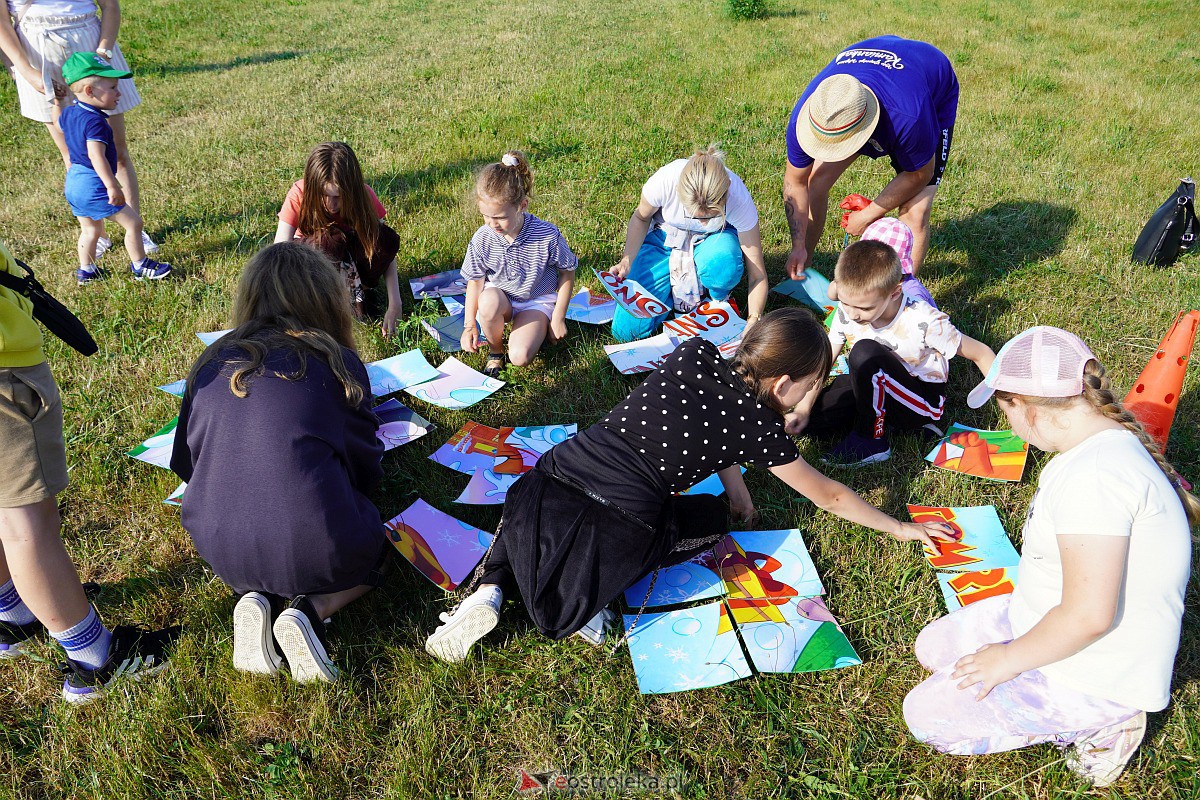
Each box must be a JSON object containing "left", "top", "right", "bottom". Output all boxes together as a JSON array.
[{"left": 481, "top": 465, "right": 728, "bottom": 640}]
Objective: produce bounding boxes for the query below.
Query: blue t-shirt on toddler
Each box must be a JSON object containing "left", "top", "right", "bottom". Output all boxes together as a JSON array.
[
  {"left": 58, "top": 101, "right": 118, "bottom": 173},
  {"left": 786, "top": 36, "right": 959, "bottom": 172}
]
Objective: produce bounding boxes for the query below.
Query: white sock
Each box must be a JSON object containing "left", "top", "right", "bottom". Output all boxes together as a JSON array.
[
  {"left": 49, "top": 606, "right": 113, "bottom": 670},
  {"left": 0, "top": 579, "right": 36, "bottom": 626}
]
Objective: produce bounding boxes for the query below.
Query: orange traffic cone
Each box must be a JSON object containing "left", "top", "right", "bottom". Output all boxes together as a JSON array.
[{"left": 1124, "top": 310, "right": 1200, "bottom": 453}]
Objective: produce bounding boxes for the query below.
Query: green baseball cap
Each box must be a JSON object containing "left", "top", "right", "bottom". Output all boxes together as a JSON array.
[{"left": 62, "top": 51, "right": 132, "bottom": 85}]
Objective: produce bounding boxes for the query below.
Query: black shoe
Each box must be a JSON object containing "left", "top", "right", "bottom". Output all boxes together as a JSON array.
[
  {"left": 0, "top": 618, "right": 45, "bottom": 659},
  {"left": 272, "top": 596, "right": 337, "bottom": 683},
  {"left": 60, "top": 624, "right": 180, "bottom": 704},
  {"left": 482, "top": 352, "right": 506, "bottom": 378}
]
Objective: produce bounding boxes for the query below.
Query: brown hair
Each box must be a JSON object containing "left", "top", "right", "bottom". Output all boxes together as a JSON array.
[
  {"left": 996, "top": 360, "right": 1200, "bottom": 526},
  {"left": 732, "top": 308, "right": 832, "bottom": 414},
  {"left": 677, "top": 144, "right": 731, "bottom": 219},
  {"left": 476, "top": 151, "right": 534, "bottom": 206},
  {"left": 297, "top": 142, "right": 380, "bottom": 260},
  {"left": 186, "top": 243, "right": 364, "bottom": 407},
  {"left": 835, "top": 239, "right": 903, "bottom": 296}
]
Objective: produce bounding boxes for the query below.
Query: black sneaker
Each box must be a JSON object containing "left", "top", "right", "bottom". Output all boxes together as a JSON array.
[
  {"left": 0, "top": 618, "right": 45, "bottom": 659},
  {"left": 60, "top": 624, "right": 180, "bottom": 704},
  {"left": 272, "top": 596, "right": 337, "bottom": 683}
]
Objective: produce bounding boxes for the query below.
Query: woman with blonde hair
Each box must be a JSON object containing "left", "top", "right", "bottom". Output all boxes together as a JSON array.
[
  {"left": 171, "top": 242, "right": 387, "bottom": 684},
  {"left": 610, "top": 145, "right": 768, "bottom": 342}
]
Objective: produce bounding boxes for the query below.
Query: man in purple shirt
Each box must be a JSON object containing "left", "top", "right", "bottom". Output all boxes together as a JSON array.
[{"left": 783, "top": 36, "right": 959, "bottom": 279}]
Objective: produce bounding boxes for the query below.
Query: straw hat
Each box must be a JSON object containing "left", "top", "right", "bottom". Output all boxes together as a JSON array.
[{"left": 796, "top": 74, "right": 880, "bottom": 162}]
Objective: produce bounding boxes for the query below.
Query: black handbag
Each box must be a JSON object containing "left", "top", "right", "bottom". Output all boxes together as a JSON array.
[
  {"left": 0, "top": 258, "right": 98, "bottom": 356},
  {"left": 1131, "top": 178, "right": 1197, "bottom": 266}
]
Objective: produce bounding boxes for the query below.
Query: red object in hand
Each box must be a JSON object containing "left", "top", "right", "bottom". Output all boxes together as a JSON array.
[{"left": 838, "top": 193, "right": 872, "bottom": 229}]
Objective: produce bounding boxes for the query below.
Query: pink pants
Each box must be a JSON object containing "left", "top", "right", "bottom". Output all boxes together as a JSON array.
[{"left": 903, "top": 595, "right": 1137, "bottom": 755}]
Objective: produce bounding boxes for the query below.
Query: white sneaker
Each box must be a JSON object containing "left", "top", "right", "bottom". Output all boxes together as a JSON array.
[
  {"left": 232, "top": 592, "right": 282, "bottom": 675},
  {"left": 425, "top": 586, "right": 501, "bottom": 663},
  {"left": 574, "top": 608, "right": 618, "bottom": 646},
  {"left": 142, "top": 231, "right": 159, "bottom": 254},
  {"left": 94, "top": 236, "right": 112, "bottom": 259},
  {"left": 272, "top": 596, "right": 337, "bottom": 683},
  {"left": 1067, "top": 711, "right": 1147, "bottom": 787}
]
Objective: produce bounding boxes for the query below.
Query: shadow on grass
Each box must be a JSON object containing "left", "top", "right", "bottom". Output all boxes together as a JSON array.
[{"left": 138, "top": 51, "right": 310, "bottom": 78}]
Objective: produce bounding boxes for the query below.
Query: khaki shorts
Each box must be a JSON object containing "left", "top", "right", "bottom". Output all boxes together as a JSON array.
[{"left": 0, "top": 361, "right": 68, "bottom": 507}]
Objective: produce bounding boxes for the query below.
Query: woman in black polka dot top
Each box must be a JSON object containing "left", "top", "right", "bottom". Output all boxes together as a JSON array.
[{"left": 425, "top": 308, "right": 953, "bottom": 663}]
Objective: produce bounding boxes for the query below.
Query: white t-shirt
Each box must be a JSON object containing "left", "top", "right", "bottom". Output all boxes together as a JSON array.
[
  {"left": 640, "top": 159, "right": 759, "bottom": 235},
  {"left": 1009, "top": 429, "right": 1191, "bottom": 711},
  {"left": 827, "top": 295, "right": 961, "bottom": 383},
  {"left": 8, "top": 0, "right": 97, "bottom": 19}
]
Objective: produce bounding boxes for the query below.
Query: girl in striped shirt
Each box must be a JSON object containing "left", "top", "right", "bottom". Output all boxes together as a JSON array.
[{"left": 460, "top": 151, "right": 577, "bottom": 376}]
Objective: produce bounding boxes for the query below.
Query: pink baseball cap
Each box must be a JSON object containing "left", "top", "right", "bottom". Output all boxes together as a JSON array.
[
  {"left": 862, "top": 218, "right": 914, "bottom": 275},
  {"left": 967, "top": 326, "right": 1097, "bottom": 408}
]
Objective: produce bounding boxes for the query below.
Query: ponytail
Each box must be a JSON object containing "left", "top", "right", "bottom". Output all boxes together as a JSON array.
[
  {"left": 476, "top": 151, "right": 533, "bottom": 206},
  {"left": 731, "top": 308, "right": 831, "bottom": 414}
]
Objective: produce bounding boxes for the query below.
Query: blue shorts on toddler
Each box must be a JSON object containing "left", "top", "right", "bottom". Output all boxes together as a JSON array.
[{"left": 64, "top": 165, "right": 124, "bottom": 220}]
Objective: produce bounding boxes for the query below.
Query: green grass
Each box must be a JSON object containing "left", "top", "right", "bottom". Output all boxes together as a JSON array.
[{"left": 2, "top": 0, "right": 1199, "bottom": 797}]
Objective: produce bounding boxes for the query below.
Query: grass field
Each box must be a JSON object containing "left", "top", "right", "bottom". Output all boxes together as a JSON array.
[{"left": 2, "top": 0, "right": 1199, "bottom": 797}]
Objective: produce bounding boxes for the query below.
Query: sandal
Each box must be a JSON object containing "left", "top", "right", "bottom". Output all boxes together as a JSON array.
[{"left": 482, "top": 352, "right": 506, "bottom": 378}]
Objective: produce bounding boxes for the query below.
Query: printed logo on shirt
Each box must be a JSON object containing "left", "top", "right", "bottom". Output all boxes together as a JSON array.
[{"left": 835, "top": 48, "right": 905, "bottom": 70}]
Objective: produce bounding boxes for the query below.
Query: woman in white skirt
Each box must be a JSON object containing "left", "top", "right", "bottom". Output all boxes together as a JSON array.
[{"left": 0, "top": 0, "right": 156, "bottom": 251}]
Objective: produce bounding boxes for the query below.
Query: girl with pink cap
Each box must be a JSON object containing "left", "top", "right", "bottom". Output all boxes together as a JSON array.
[{"left": 903, "top": 326, "right": 1200, "bottom": 787}]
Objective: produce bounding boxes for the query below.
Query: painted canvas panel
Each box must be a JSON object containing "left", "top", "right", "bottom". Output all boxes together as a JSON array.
[
  {"left": 624, "top": 603, "right": 752, "bottom": 694},
  {"left": 373, "top": 399, "right": 432, "bottom": 451},
  {"left": 937, "top": 568, "right": 1018, "bottom": 612},
  {"left": 366, "top": 350, "right": 440, "bottom": 397},
  {"left": 926, "top": 423, "right": 1030, "bottom": 482},
  {"left": 163, "top": 482, "right": 186, "bottom": 507},
  {"left": 603, "top": 331, "right": 680, "bottom": 375},
  {"left": 661, "top": 301, "right": 746, "bottom": 358},
  {"left": 410, "top": 269, "right": 467, "bottom": 299},
  {"left": 771, "top": 269, "right": 836, "bottom": 315},
  {"left": 127, "top": 417, "right": 178, "bottom": 470},
  {"left": 158, "top": 379, "right": 187, "bottom": 397},
  {"left": 454, "top": 424, "right": 577, "bottom": 505},
  {"left": 593, "top": 269, "right": 670, "bottom": 319},
  {"left": 624, "top": 554, "right": 727, "bottom": 607},
  {"left": 830, "top": 354, "right": 849, "bottom": 377},
  {"left": 431, "top": 421, "right": 515, "bottom": 474},
  {"left": 738, "top": 597, "right": 861, "bottom": 674},
  {"left": 441, "top": 295, "right": 466, "bottom": 316},
  {"left": 907, "top": 504, "right": 1020, "bottom": 572},
  {"left": 404, "top": 357, "right": 505, "bottom": 410},
  {"left": 565, "top": 289, "right": 616, "bottom": 324},
  {"left": 680, "top": 467, "right": 746, "bottom": 497},
  {"left": 420, "top": 315, "right": 486, "bottom": 353},
  {"left": 382, "top": 499, "right": 494, "bottom": 591},
  {"left": 196, "top": 329, "right": 233, "bottom": 346}
]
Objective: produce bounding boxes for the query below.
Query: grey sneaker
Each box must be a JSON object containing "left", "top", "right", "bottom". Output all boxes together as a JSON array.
[
  {"left": 141, "top": 231, "right": 159, "bottom": 254},
  {"left": 1067, "top": 711, "right": 1147, "bottom": 788},
  {"left": 574, "top": 608, "right": 618, "bottom": 646}
]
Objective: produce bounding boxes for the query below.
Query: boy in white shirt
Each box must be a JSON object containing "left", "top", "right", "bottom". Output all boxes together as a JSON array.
[{"left": 787, "top": 239, "right": 993, "bottom": 466}]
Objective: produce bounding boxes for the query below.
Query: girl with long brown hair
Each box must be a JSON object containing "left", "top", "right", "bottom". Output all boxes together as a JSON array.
[
  {"left": 275, "top": 141, "right": 404, "bottom": 336},
  {"left": 171, "top": 243, "right": 387, "bottom": 684}
]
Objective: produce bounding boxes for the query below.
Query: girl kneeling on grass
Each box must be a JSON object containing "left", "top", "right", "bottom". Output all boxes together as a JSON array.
[
  {"left": 274, "top": 141, "right": 404, "bottom": 336},
  {"left": 171, "top": 243, "right": 388, "bottom": 684},
  {"left": 904, "top": 326, "right": 1199, "bottom": 788},
  {"left": 425, "top": 308, "right": 953, "bottom": 662},
  {"left": 459, "top": 151, "right": 577, "bottom": 377}
]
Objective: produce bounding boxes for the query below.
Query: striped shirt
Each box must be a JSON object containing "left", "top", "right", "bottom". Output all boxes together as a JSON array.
[{"left": 460, "top": 213, "right": 577, "bottom": 301}]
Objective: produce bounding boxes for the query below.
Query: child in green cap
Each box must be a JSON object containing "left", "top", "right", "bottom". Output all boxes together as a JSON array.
[{"left": 58, "top": 52, "right": 170, "bottom": 284}]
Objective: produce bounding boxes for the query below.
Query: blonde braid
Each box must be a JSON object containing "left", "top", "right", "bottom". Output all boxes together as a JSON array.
[{"left": 1080, "top": 361, "right": 1200, "bottom": 526}]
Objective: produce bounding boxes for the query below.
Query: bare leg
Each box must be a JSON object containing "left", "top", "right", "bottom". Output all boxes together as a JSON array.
[
  {"left": 476, "top": 286, "right": 511, "bottom": 355},
  {"left": 506, "top": 309, "right": 550, "bottom": 367},
  {"left": 76, "top": 217, "right": 105, "bottom": 267},
  {"left": 107, "top": 115, "right": 142, "bottom": 215},
  {"left": 898, "top": 185, "right": 938, "bottom": 275},
  {"left": 308, "top": 584, "right": 374, "bottom": 620},
  {"left": 0, "top": 499, "right": 90, "bottom": 632},
  {"left": 43, "top": 120, "right": 71, "bottom": 169},
  {"left": 110, "top": 206, "right": 146, "bottom": 262},
  {"left": 804, "top": 156, "right": 856, "bottom": 268}
]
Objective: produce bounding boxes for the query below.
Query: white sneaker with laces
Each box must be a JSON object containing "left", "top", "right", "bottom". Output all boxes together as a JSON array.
[
  {"left": 94, "top": 236, "right": 112, "bottom": 259},
  {"left": 574, "top": 608, "right": 618, "bottom": 646},
  {"left": 1067, "top": 711, "right": 1147, "bottom": 788},
  {"left": 141, "top": 232, "right": 159, "bottom": 254},
  {"left": 425, "top": 586, "right": 501, "bottom": 663},
  {"left": 232, "top": 592, "right": 282, "bottom": 675}
]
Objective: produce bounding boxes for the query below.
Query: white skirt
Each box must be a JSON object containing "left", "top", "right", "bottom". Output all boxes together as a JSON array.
[{"left": 7, "top": 12, "right": 140, "bottom": 123}]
